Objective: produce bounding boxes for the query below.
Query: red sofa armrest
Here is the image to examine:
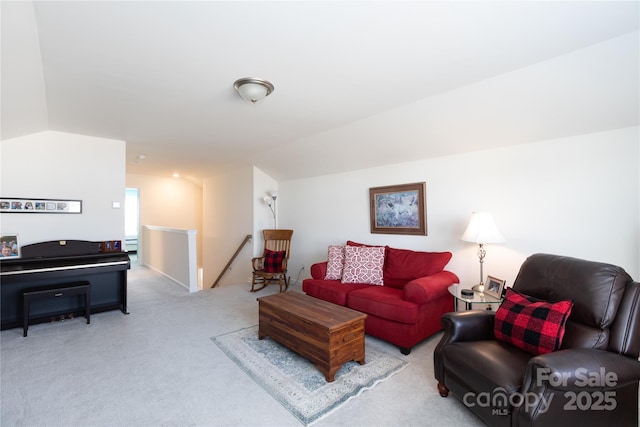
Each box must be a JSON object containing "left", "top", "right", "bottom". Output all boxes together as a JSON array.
[
  {"left": 310, "top": 262, "right": 328, "bottom": 280},
  {"left": 403, "top": 271, "right": 459, "bottom": 305}
]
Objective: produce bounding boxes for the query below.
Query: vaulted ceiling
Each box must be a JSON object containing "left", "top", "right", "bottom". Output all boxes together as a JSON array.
[{"left": 2, "top": 1, "right": 638, "bottom": 184}]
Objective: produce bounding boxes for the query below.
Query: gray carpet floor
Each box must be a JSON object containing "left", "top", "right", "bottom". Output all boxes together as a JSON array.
[{"left": 1, "top": 258, "right": 483, "bottom": 427}]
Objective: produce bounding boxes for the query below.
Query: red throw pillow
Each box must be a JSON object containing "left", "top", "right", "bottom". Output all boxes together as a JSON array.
[
  {"left": 494, "top": 288, "right": 573, "bottom": 355},
  {"left": 263, "top": 249, "right": 286, "bottom": 273},
  {"left": 384, "top": 247, "right": 452, "bottom": 287}
]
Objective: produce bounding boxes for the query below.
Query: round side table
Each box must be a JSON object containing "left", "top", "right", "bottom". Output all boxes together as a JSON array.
[{"left": 448, "top": 284, "right": 502, "bottom": 311}]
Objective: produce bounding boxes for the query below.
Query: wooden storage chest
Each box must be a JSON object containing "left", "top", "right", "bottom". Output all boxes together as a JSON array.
[{"left": 257, "top": 292, "right": 366, "bottom": 382}]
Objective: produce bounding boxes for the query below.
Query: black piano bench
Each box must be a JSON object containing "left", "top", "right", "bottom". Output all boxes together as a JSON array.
[{"left": 22, "top": 281, "right": 91, "bottom": 337}]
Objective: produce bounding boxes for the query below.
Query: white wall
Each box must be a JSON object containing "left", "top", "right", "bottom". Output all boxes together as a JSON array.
[
  {"left": 280, "top": 127, "right": 639, "bottom": 287},
  {"left": 126, "top": 173, "right": 203, "bottom": 266},
  {"left": 202, "top": 166, "right": 254, "bottom": 288},
  {"left": 200, "top": 166, "right": 285, "bottom": 290},
  {"left": 253, "top": 167, "right": 278, "bottom": 254},
  {"left": 0, "top": 130, "right": 126, "bottom": 245},
  {"left": 141, "top": 225, "right": 198, "bottom": 293}
]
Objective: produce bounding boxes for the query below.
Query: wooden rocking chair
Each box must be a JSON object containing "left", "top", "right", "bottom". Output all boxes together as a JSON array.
[{"left": 250, "top": 229, "right": 294, "bottom": 292}]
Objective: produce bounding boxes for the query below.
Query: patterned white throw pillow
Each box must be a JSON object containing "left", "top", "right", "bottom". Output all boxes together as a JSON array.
[
  {"left": 341, "top": 245, "right": 385, "bottom": 285},
  {"left": 324, "top": 245, "right": 345, "bottom": 280}
]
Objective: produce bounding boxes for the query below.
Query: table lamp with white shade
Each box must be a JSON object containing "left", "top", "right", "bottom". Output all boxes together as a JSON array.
[{"left": 461, "top": 212, "right": 505, "bottom": 293}]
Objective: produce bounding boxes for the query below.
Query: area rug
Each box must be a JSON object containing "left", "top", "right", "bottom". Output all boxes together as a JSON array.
[{"left": 211, "top": 325, "right": 409, "bottom": 425}]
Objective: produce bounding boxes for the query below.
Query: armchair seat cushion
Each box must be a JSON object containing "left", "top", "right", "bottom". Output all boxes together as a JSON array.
[
  {"left": 443, "top": 341, "right": 532, "bottom": 396},
  {"left": 348, "top": 286, "right": 419, "bottom": 324}
]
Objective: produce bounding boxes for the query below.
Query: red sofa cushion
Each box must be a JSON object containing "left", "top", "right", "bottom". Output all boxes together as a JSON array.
[
  {"left": 302, "top": 279, "right": 371, "bottom": 306},
  {"left": 384, "top": 247, "right": 452, "bottom": 288},
  {"left": 348, "top": 286, "right": 420, "bottom": 324}
]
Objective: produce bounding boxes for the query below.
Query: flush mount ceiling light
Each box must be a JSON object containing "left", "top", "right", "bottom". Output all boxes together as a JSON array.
[
  {"left": 131, "top": 154, "right": 146, "bottom": 164},
  {"left": 233, "top": 77, "right": 274, "bottom": 104}
]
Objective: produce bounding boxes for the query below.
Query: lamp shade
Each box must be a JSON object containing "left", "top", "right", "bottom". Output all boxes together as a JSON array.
[
  {"left": 234, "top": 78, "right": 274, "bottom": 103},
  {"left": 461, "top": 212, "right": 505, "bottom": 244}
]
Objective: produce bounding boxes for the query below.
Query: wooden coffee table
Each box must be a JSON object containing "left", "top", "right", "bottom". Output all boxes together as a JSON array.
[{"left": 257, "top": 292, "right": 367, "bottom": 382}]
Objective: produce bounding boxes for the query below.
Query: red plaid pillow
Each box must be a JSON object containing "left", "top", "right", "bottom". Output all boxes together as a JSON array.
[
  {"left": 263, "top": 250, "right": 286, "bottom": 273},
  {"left": 494, "top": 288, "right": 573, "bottom": 355}
]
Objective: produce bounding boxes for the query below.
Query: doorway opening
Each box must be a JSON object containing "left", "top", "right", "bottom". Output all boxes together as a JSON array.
[{"left": 125, "top": 188, "right": 139, "bottom": 253}]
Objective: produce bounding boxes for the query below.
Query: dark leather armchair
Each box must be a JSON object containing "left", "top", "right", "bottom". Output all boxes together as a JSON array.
[{"left": 434, "top": 253, "right": 640, "bottom": 427}]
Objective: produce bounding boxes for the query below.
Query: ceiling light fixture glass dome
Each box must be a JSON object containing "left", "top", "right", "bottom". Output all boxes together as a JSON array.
[{"left": 233, "top": 77, "right": 275, "bottom": 104}]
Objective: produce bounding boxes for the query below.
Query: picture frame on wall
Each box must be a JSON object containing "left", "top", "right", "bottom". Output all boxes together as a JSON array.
[
  {"left": 369, "top": 182, "right": 427, "bottom": 235},
  {"left": 0, "top": 197, "right": 82, "bottom": 214},
  {"left": 485, "top": 275, "right": 506, "bottom": 299},
  {"left": 0, "top": 234, "right": 20, "bottom": 258}
]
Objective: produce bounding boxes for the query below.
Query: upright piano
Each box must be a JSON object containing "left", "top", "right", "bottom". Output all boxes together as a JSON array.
[{"left": 0, "top": 240, "right": 130, "bottom": 331}]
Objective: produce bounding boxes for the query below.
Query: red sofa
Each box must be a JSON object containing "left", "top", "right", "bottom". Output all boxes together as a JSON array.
[{"left": 302, "top": 241, "right": 459, "bottom": 354}]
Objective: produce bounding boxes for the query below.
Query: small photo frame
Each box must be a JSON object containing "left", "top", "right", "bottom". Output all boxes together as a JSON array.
[
  {"left": 100, "top": 240, "right": 122, "bottom": 253},
  {"left": 0, "top": 234, "right": 20, "bottom": 258},
  {"left": 485, "top": 275, "right": 506, "bottom": 299}
]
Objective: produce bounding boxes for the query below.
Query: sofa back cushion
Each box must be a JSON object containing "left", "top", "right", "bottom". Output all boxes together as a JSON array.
[
  {"left": 346, "top": 240, "right": 381, "bottom": 248},
  {"left": 512, "top": 253, "right": 632, "bottom": 350},
  {"left": 347, "top": 241, "right": 452, "bottom": 288},
  {"left": 384, "top": 247, "right": 452, "bottom": 288}
]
